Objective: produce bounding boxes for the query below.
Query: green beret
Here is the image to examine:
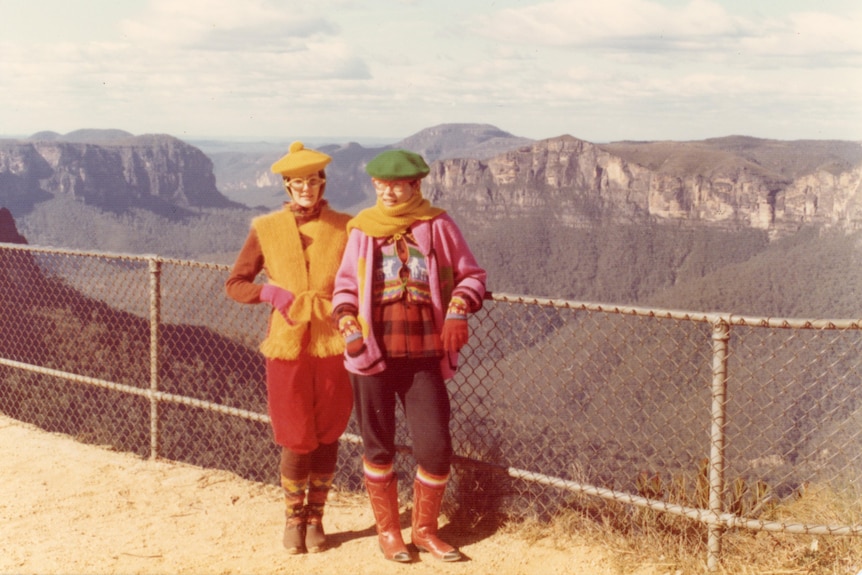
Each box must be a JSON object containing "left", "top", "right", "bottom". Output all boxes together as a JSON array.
[{"left": 365, "top": 149, "right": 430, "bottom": 180}]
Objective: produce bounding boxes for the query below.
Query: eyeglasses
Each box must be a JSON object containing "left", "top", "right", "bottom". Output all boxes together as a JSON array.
[
  {"left": 284, "top": 176, "right": 325, "bottom": 192},
  {"left": 372, "top": 179, "right": 415, "bottom": 193}
]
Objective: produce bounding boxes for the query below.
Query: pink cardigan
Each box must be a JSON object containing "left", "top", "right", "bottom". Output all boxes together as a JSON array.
[{"left": 332, "top": 213, "right": 487, "bottom": 379}]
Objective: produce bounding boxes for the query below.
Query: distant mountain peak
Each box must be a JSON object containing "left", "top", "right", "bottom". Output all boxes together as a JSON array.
[
  {"left": 406, "top": 123, "right": 517, "bottom": 138},
  {"left": 28, "top": 129, "right": 136, "bottom": 144},
  {"left": 395, "top": 123, "right": 534, "bottom": 162}
]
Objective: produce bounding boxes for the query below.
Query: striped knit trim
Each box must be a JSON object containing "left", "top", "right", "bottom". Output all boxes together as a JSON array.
[
  {"left": 362, "top": 459, "right": 394, "bottom": 483},
  {"left": 416, "top": 466, "right": 450, "bottom": 489},
  {"left": 445, "top": 296, "right": 469, "bottom": 320}
]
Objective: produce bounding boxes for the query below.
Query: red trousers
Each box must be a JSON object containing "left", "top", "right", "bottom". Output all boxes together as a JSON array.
[{"left": 265, "top": 354, "right": 353, "bottom": 454}]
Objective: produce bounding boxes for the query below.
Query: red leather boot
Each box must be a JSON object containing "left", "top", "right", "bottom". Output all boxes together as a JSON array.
[
  {"left": 364, "top": 475, "right": 411, "bottom": 562},
  {"left": 411, "top": 469, "right": 461, "bottom": 562}
]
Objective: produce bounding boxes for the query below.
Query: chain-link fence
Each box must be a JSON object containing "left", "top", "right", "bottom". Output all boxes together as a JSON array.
[{"left": 1, "top": 242, "right": 861, "bottom": 570}]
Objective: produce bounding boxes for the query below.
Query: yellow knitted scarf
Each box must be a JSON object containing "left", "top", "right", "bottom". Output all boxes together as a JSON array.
[{"left": 348, "top": 192, "right": 445, "bottom": 238}]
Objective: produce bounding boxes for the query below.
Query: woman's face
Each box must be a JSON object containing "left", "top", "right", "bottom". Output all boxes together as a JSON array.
[
  {"left": 373, "top": 178, "right": 418, "bottom": 208},
  {"left": 283, "top": 174, "right": 325, "bottom": 208}
]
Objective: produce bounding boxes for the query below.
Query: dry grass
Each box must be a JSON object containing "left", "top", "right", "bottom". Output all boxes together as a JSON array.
[{"left": 496, "top": 480, "right": 862, "bottom": 574}]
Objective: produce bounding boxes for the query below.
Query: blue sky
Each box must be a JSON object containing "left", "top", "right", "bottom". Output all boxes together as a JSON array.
[{"left": 1, "top": 0, "right": 860, "bottom": 143}]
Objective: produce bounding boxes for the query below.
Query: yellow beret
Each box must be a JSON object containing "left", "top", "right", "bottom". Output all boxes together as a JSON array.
[{"left": 270, "top": 141, "right": 332, "bottom": 177}]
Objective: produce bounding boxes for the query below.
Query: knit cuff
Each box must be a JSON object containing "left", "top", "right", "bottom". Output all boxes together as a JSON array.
[
  {"left": 338, "top": 315, "right": 362, "bottom": 341},
  {"left": 446, "top": 296, "right": 469, "bottom": 320},
  {"left": 363, "top": 458, "right": 394, "bottom": 482},
  {"left": 333, "top": 303, "right": 358, "bottom": 322}
]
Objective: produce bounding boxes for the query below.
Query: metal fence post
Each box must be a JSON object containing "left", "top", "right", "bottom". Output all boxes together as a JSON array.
[
  {"left": 708, "top": 319, "right": 730, "bottom": 571},
  {"left": 148, "top": 257, "right": 162, "bottom": 460}
]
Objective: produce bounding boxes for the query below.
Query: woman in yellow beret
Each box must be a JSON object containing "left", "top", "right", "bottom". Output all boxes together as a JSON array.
[{"left": 225, "top": 141, "right": 352, "bottom": 555}]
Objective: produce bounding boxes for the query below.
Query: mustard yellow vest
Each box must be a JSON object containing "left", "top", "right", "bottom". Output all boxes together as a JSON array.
[{"left": 253, "top": 207, "right": 350, "bottom": 360}]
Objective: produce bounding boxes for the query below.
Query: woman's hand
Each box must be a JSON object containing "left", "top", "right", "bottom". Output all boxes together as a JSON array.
[
  {"left": 338, "top": 315, "right": 366, "bottom": 357},
  {"left": 441, "top": 318, "right": 468, "bottom": 352},
  {"left": 260, "top": 284, "right": 295, "bottom": 323}
]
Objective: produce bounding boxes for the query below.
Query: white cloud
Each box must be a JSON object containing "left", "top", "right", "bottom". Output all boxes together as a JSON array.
[
  {"left": 0, "top": 0, "right": 859, "bottom": 141},
  {"left": 470, "top": 0, "right": 862, "bottom": 64},
  {"left": 471, "top": 0, "right": 748, "bottom": 49},
  {"left": 115, "top": 0, "right": 350, "bottom": 58},
  {"left": 120, "top": 0, "right": 288, "bottom": 43},
  {"left": 738, "top": 11, "right": 862, "bottom": 66}
]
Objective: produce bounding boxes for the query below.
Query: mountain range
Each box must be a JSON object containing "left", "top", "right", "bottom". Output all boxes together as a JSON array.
[
  {"left": 0, "top": 129, "right": 240, "bottom": 217},
  {"left": 4, "top": 125, "right": 861, "bottom": 231},
  {"left": 2, "top": 124, "right": 862, "bottom": 316},
  {"left": 191, "top": 123, "right": 534, "bottom": 211}
]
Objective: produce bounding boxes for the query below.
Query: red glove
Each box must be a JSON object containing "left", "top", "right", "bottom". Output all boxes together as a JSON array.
[
  {"left": 346, "top": 334, "right": 366, "bottom": 357},
  {"left": 260, "top": 284, "right": 295, "bottom": 323},
  {"left": 441, "top": 318, "right": 469, "bottom": 352},
  {"left": 442, "top": 296, "right": 470, "bottom": 352}
]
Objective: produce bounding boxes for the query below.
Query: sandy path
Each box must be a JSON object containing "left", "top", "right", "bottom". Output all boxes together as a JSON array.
[{"left": 0, "top": 415, "right": 631, "bottom": 575}]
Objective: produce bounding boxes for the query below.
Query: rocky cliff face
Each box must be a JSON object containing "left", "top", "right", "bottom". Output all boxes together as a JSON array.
[
  {"left": 0, "top": 133, "right": 237, "bottom": 214},
  {"left": 780, "top": 168, "right": 862, "bottom": 231},
  {"left": 4, "top": 128, "right": 861, "bottom": 237},
  {"left": 424, "top": 135, "right": 862, "bottom": 235}
]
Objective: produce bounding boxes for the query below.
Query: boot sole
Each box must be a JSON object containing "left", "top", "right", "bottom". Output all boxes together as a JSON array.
[
  {"left": 305, "top": 525, "right": 326, "bottom": 553},
  {"left": 415, "top": 545, "right": 461, "bottom": 562},
  {"left": 379, "top": 544, "right": 411, "bottom": 562}
]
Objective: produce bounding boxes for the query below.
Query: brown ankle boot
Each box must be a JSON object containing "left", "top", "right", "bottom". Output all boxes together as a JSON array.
[
  {"left": 304, "top": 504, "right": 326, "bottom": 553},
  {"left": 279, "top": 452, "right": 310, "bottom": 554},
  {"left": 282, "top": 509, "right": 306, "bottom": 554},
  {"left": 304, "top": 470, "right": 333, "bottom": 553},
  {"left": 364, "top": 476, "right": 411, "bottom": 562},
  {"left": 280, "top": 478, "right": 307, "bottom": 554},
  {"left": 411, "top": 473, "right": 461, "bottom": 562}
]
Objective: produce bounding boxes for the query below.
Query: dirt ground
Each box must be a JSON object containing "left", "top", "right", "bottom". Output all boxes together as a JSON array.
[{"left": 0, "top": 414, "right": 667, "bottom": 575}]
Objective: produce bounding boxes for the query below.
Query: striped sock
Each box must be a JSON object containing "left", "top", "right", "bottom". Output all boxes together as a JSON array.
[
  {"left": 416, "top": 466, "right": 450, "bottom": 489},
  {"left": 363, "top": 458, "right": 394, "bottom": 483}
]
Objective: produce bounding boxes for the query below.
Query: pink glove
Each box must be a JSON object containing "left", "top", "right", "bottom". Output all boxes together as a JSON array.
[{"left": 260, "top": 284, "right": 295, "bottom": 323}]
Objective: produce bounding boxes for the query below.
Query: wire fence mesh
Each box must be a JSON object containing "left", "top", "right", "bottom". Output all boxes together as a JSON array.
[{"left": 1, "top": 243, "right": 861, "bottom": 569}]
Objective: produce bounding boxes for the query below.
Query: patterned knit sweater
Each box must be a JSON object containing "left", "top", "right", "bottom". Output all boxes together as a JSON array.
[{"left": 332, "top": 213, "right": 486, "bottom": 379}]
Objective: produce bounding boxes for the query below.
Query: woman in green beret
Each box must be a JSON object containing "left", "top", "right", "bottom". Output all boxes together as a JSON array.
[{"left": 333, "top": 149, "right": 487, "bottom": 562}]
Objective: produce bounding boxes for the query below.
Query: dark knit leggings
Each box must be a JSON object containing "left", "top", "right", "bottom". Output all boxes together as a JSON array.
[
  {"left": 351, "top": 357, "right": 453, "bottom": 476},
  {"left": 280, "top": 441, "right": 340, "bottom": 481}
]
